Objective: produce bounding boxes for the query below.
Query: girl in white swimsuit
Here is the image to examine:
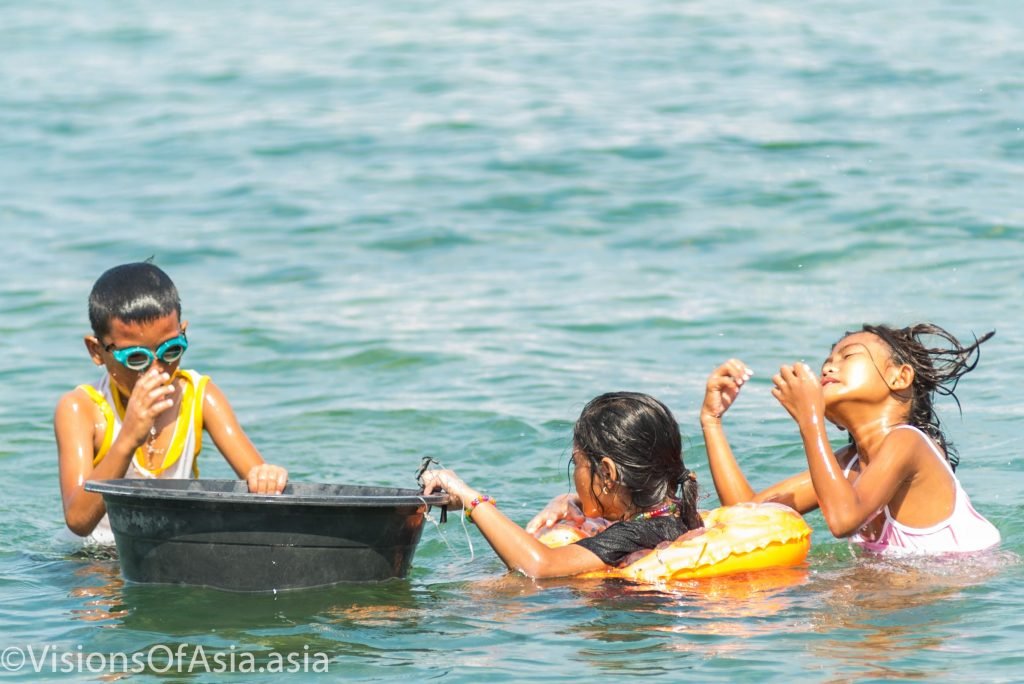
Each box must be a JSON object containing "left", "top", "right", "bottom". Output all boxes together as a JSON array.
[
  {"left": 701, "top": 323, "right": 1000, "bottom": 555},
  {"left": 842, "top": 425, "right": 1000, "bottom": 554}
]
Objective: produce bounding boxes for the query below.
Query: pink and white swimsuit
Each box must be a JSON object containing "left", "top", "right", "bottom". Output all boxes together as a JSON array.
[{"left": 843, "top": 425, "right": 1000, "bottom": 554}]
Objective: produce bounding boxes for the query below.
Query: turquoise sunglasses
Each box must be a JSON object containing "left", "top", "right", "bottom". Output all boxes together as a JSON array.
[{"left": 104, "top": 333, "right": 189, "bottom": 372}]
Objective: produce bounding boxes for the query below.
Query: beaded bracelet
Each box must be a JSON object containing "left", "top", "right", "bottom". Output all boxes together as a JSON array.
[{"left": 464, "top": 494, "right": 497, "bottom": 521}]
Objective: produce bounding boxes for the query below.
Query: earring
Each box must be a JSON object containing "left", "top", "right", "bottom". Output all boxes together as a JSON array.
[{"left": 602, "top": 485, "right": 609, "bottom": 495}]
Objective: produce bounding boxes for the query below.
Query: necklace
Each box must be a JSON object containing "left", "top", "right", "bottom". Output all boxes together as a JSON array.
[
  {"left": 144, "top": 425, "right": 166, "bottom": 462},
  {"left": 633, "top": 502, "right": 677, "bottom": 521}
]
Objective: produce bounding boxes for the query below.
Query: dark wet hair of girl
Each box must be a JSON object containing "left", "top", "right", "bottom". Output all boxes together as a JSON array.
[
  {"left": 859, "top": 323, "right": 994, "bottom": 471},
  {"left": 573, "top": 392, "right": 703, "bottom": 529}
]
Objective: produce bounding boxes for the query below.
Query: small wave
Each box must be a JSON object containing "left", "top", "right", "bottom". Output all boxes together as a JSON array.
[{"left": 364, "top": 231, "right": 476, "bottom": 252}]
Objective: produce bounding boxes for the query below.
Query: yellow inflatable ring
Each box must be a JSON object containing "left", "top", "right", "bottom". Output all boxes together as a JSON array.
[{"left": 535, "top": 502, "right": 811, "bottom": 582}]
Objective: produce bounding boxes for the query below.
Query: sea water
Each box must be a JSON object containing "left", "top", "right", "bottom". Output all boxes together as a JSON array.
[{"left": 1, "top": 1, "right": 1022, "bottom": 680}]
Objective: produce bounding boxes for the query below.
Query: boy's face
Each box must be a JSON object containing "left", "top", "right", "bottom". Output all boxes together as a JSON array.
[{"left": 84, "top": 312, "right": 187, "bottom": 397}]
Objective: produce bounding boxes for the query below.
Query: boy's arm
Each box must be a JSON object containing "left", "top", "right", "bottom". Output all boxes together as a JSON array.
[
  {"left": 56, "top": 390, "right": 111, "bottom": 536},
  {"left": 56, "top": 369, "right": 178, "bottom": 536},
  {"left": 201, "top": 381, "right": 288, "bottom": 494}
]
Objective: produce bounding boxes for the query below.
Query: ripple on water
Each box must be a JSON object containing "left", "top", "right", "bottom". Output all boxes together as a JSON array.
[{"left": 3, "top": 1, "right": 1023, "bottom": 680}]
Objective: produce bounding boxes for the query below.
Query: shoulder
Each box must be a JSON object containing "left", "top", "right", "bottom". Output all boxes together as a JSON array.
[
  {"left": 197, "top": 378, "right": 242, "bottom": 421},
  {"left": 54, "top": 387, "right": 102, "bottom": 442},
  {"left": 874, "top": 426, "right": 939, "bottom": 471},
  {"left": 881, "top": 425, "right": 933, "bottom": 452},
  {"left": 55, "top": 386, "right": 100, "bottom": 419},
  {"left": 199, "top": 377, "right": 225, "bottom": 402}
]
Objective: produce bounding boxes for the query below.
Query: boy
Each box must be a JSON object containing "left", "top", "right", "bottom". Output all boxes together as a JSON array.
[{"left": 55, "top": 261, "right": 288, "bottom": 545}]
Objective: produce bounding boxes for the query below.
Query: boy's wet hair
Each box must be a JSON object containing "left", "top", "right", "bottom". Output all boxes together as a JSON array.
[
  {"left": 573, "top": 391, "right": 703, "bottom": 530},
  {"left": 858, "top": 323, "right": 995, "bottom": 471},
  {"left": 89, "top": 262, "right": 181, "bottom": 339}
]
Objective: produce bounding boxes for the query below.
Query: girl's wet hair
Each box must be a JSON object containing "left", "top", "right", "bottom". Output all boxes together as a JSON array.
[
  {"left": 573, "top": 392, "right": 703, "bottom": 530},
  {"left": 859, "top": 323, "right": 994, "bottom": 471},
  {"left": 89, "top": 262, "right": 181, "bottom": 338}
]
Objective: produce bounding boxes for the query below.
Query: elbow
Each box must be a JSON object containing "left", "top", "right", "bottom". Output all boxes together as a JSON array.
[
  {"left": 519, "top": 565, "right": 575, "bottom": 580},
  {"left": 827, "top": 523, "right": 858, "bottom": 539},
  {"left": 511, "top": 547, "right": 565, "bottom": 579},
  {"left": 821, "top": 510, "right": 864, "bottom": 539},
  {"left": 65, "top": 515, "right": 97, "bottom": 537},
  {"left": 719, "top": 492, "right": 750, "bottom": 506},
  {"left": 714, "top": 479, "right": 758, "bottom": 506},
  {"left": 514, "top": 557, "right": 553, "bottom": 580},
  {"left": 63, "top": 498, "right": 100, "bottom": 537},
  {"left": 755, "top": 491, "right": 803, "bottom": 512},
  {"left": 717, "top": 484, "right": 756, "bottom": 506}
]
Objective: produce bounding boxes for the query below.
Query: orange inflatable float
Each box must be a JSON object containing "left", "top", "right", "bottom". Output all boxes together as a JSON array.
[{"left": 535, "top": 502, "right": 811, "bottom": 583}]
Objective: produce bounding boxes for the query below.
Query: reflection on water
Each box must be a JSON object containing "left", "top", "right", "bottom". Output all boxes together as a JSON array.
[
  {"left": 452, "top": 565, "right": 811, "bottom": 671},
  {"left": 802, "top": 547, "right": 1016, "bottom": 680},
  {"left": 421, "top": 548, "right": 1020, "bottom": 679},
  {"left": 53, "top": 540, "right": 1022, "bottom": 680},
  {"left": 62, "top": 552, "right": 429, "bottom": 673},
  {"left": 81, "top": 576, "right": 418, "bottom": 628},
  {"left": 68, "top": 560, "right": 127, "bottom": 624}
]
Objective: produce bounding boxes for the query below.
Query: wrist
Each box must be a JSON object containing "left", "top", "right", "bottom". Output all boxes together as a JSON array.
[
  {"left": 796, "top": 412, "right": 826, "bottom": 434},
  {"left": 700, "top": 414, "right": 723, "bottom": 429},
  {"left": 113, "top": 430, "right": 146, "bottom": 452},
  {"left": 465, "top": 494, "right": 497, "bottom": 521}
]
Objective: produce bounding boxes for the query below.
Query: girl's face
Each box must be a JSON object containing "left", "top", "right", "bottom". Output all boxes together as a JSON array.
[
  {"left": 572, "top": 449, "right": 631, "bottom": 520},
  {"left": 820, "top": 332, "right": 903, "bottom": 408}
]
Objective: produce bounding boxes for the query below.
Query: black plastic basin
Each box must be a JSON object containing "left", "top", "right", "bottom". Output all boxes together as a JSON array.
[{"left": 84, "top": 479, "right": 448, "bottom": 592}]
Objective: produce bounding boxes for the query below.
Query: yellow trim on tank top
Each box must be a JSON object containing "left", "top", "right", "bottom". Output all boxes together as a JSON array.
[
  {"left": 76, "top": 384, "right": 114, "bottom": 466},
  {"left": 191, "top": 374, "right": 210, "bottom": 477}
]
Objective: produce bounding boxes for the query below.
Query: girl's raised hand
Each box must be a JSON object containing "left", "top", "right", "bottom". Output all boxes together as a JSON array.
[
  {"left": 525, "top": 493, "right": 585, "bottom": 534},
  {"left": 420, "top": 469, "right": 480, "bottom": 509},
  {"left": 701, "top": 359, "right": 753, "bottom": 424},
  {"left": 771, "top": 363, "right": 825, "bottom": 425}
]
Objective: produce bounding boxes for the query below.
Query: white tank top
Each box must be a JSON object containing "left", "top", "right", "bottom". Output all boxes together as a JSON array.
[{"left": 62, "top": 370, "right": 209, "bottom": 546}]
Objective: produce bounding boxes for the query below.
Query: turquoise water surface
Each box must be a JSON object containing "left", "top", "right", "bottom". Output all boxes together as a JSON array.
[{"left": 2, "top": 1, "right": 1023, "bottom": 681}]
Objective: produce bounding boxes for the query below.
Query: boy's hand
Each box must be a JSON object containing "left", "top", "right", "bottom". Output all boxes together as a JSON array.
[
  {"left": 121, "top": 368, "right": 176, "bottom": 447},
  {"left": 525, "top": 493, "right": 585, "bottom": 533},
  {"left": 247, "top": 464, "right": 288, "bottom": 495},
  {"left": 701, "top": 359, "right": 753, "bottom": 425}
]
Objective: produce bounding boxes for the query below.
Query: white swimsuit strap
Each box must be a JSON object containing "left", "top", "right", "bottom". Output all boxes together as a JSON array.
[
  {"left": 888, "top": 424, "right": 955, "bottom": 475},
  {"left": 842, "top": 451, "right": 860, "bottom": 478},
  {"left": 874, "top": 425, "right": 963, "bottom": 533},
  {"left": 844, "top": 425, "right": 957, "bottom": 535},
  {"left": 844, "top": 426, "right": 951, "bottom": 475}
]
